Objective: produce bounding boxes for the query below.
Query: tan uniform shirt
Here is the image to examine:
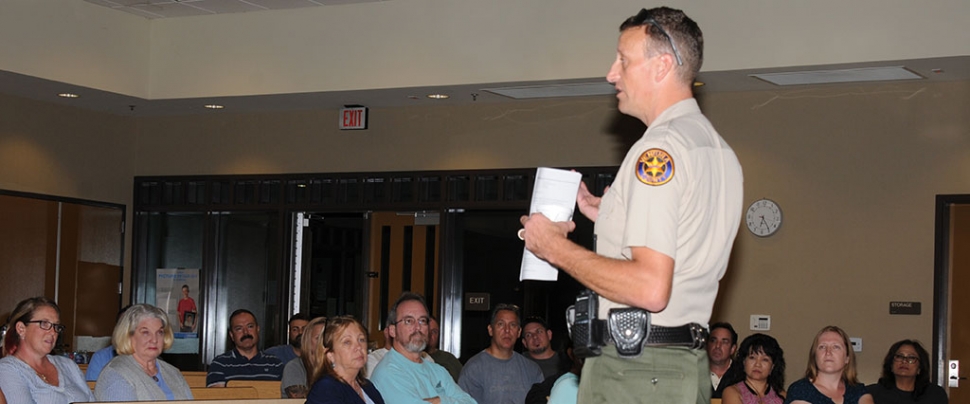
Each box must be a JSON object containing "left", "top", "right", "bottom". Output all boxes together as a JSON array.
[{"left": 594, "top": 98, "right": 743, "bottom": 327}]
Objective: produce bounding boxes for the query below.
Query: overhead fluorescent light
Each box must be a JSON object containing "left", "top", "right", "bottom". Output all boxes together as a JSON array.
[
  {"left": 483, "top": 82, "right": 615, "bottom": 99},
  {"left": 750, "top": 66, "right": 923, "bottom": 86}
]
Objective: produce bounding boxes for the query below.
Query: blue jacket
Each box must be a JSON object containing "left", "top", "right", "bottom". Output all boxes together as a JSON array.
[{"left": 307, "top": 374, "right": 385, "bottom": 404}]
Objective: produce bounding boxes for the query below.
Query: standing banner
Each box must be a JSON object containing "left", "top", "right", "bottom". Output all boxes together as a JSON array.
[{"left": 156, "top": 268, "right": 201, "bottom": 353}]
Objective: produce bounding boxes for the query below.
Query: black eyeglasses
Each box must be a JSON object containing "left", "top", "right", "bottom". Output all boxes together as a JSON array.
[
  {"left": 393, "top": 316, "right": 429, "bottom": 328},
  {"left": 25, "top": 320, "right": 66, "bottom": 334},
  {"left": 633, "top": 9, "right": 684, "bottom": 66},
  {"left": 893, "top": 354, "right": 919, "bottom": 364}
]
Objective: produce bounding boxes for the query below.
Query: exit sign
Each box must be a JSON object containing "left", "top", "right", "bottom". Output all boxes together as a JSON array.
[{"left": 340, "top": 106, "right": 368, "bottom": 130}]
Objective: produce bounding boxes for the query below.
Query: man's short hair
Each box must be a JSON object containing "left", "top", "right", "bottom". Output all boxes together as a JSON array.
[
  {"left": 289, "top": 313, "right": 309, "bottom": 324},
  {"left": 619, "top": 6, "right": 704, "bottom": 84},
  {"left": 522, "top": 316, "right": 548, "bottom": 330},
  {"left": 490, "top": 303, "right": 521, "bottom": 325},
  {"left": 229, "top": 309, "right": 258, "bottom": 327},
  {"left": 388, "top": 291, "right": 428, "bottom": 326},
  {"left": 709, "top": 322, "right": 737, "bottom": 345}
]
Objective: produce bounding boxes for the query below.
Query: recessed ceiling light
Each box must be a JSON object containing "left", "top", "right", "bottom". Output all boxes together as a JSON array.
[
  {"left": 427, "top": 94, "right": 449, "bottom": 99},
  {"left": 58, "top": 93, "right": 79, "bottom": 98},
  {"left": 693, "top": 81, "right": 705, "bottom": 87},
  {"left": 204, "top": 104, "right": 224, "bottom": 109}
]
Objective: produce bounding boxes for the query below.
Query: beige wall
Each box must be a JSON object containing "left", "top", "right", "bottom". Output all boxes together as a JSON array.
[
  {"left": 2, "top": 78, "right": 968, "bottom": 384},
  {"left": 2, "top": 0, "right": 969, "bottom": 99}
]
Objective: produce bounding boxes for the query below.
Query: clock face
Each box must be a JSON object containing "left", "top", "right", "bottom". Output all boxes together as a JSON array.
[{"left": 746, "top": 199, "right": 782, "bottom": 237}]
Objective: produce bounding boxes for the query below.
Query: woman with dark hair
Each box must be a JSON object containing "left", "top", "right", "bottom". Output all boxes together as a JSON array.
[
  {"left": 866, "top": 340, "right": 948, "bottom": 403},
  {"left": 306, "top": 316, "right": 384, "bottom": 404},
  {"left": 785, "top": 325, "right": 874, "bottom": 404},
  {"left": 0, "top": 297, "right": 94, "bottom": 404},
  {"left": 720, "top": 333, "right": 786, "bottom": 404}
]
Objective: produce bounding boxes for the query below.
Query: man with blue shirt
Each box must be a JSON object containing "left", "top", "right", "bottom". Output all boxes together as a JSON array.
[
  {"left": 370, "top": 292, "right": 475, "bottom": 404},
  {"left": 265, "top": 313, "right": 309, "bottom": 366},
  {"left": 206, "top": 309, "right": 284, "bottom": 387}
]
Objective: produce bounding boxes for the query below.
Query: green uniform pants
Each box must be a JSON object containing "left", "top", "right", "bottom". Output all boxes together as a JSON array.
[{"left": 578, "top": 344, "right": 710, "bottom": 404}]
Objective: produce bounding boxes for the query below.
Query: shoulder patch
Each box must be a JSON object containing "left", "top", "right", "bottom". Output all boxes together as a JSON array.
[{"left": 635, "top": 148, "right": 674, "bottom": 185}]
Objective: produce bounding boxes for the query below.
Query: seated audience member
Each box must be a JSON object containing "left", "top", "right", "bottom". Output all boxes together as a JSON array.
[
  {"left": 719, "top": 333, "right": 786, "bottom": 404},
  {"left": 0, "top": 297, "right": 94, "bottom": 404},
  {"left": 267, "top": 313, "right": 310, "bottom": 366},
  {"left": 459, "top": 303, "right": 544, "bottom": 404},
  {"left": 206, "top": 309, "right": 285, "bottom": 387},
  {"left": 95, "top": 304, "right": 193, "bottom": 401},
  {"left": 786, "top": 326, "right": 874, "bottom": 404},
  {"left": 426, "top": 316, "right": 463, "bottom": 382},
  {"left": 544, "top": 338, "right": 584, "bottom": 404},
  {"left": 370, "top": 292, "right": 475, "bottom": 404},
  {"left": 867, "top": 340, "right": 948, "bottom": 404},
  {"left": 281, "top": 316, "right": 326, "bottom": 398},
  {"left": 307, "top": 316, "right": 385, "bottom": 404},
  {"left": 709, "top": 322, "right": 739, "bottom": 398},
  {"left": 85, "top": 305, "right": 132, "bottom": 381},
  {"left": 366, "top": 322, "right": 394, "bottom": 378},
  {"left": 522, "top": 316, "right": 567, "bottom": 379}
]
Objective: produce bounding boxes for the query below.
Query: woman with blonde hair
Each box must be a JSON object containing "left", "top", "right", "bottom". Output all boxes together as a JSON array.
[
  {"left": 95, "top": 304, "right": 192, "bottom": 401},
  {"left": 0, "top": 297, "right": 93, "bottom": 404},
  {"left": 785, "top": 326, "right": 873, "bottom": 404},
  {"left": 281, "top": 316, "right": 327, "bottom": 398},
  {"left": 307, "top": 316, "right": 384, "bottom": 404}
]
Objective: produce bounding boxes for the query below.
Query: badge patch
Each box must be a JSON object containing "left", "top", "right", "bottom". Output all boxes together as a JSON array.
[{"left": 635, "top": 148, "right": 674, "bottom": 185}]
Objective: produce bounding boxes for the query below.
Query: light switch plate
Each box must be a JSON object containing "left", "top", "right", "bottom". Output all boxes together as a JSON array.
[{"left": 850, "top": 337, "right": 862, "bottom": 352}]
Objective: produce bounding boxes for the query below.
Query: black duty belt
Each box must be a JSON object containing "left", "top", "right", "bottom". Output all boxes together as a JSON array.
[{"left": 594, "top": 316, "right": 708, "bottom": 352}]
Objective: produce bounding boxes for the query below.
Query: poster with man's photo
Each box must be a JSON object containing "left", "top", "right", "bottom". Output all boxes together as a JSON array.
[{"left": 156, "top": 268, "right": 200, "bottom": 353}]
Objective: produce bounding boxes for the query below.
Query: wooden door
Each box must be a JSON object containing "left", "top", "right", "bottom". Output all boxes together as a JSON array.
[
  {"left": 365, "top": 212, "right": 439, "bottom": 346},
  {"left": 947, "top": 204, "right": 970, "bottom": 401}
]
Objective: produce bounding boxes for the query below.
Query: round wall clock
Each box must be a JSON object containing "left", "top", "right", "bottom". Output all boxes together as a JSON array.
[{"left": 746, "top": 198, "right": 782, "bottom": 237}]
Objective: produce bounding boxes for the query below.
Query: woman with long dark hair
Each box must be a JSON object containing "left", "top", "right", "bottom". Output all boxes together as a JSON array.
[
  {"left": 719, "top": 333, "right": 786, "bottom": 404},
  {"left": 866, "top": 340, "right": 948, "bottom": 403}
]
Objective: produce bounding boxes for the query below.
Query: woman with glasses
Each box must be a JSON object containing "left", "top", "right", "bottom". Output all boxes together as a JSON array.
[
  {"left": 0, "top": 297, "right": 94, "bottom": 404},
  {"left": 867, "top": 340, "right": 948, "bottom": 403},
  {"left": 785, "top": 325, "right": 874, "bottom": 404},
  {"left": 94, "top": 304, "right": 192, "bottom": 401},
  {"left": 307, "top": 316, "right": 385, "bottom": 404},
  {"left": 719, "top": 333, "right": 786, "bottom": 404}
]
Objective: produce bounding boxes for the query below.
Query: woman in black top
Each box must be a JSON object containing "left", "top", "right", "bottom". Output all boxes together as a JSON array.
[{"left": 866, "top": 340, "right": 948, "bottom": 404}]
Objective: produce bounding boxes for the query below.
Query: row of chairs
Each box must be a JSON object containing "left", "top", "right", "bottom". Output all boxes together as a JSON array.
[{"left": 82, "top": 368, "right": 283, "bottom": 400}]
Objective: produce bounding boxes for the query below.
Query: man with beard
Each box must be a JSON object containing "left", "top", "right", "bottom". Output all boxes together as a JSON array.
[
  {"left": 371, "top": 292, "right": 474, "bottom": 404},
  {"left": 521, "top": 316, "right": 564, "bottom": 379},
  {"left": 206, "top": 309, "right": 284, "bottom": 387},
  {"left": 266, "top": 313, "right": 309, "bottom": 366},
  {"left": 459, "top": 304, "right": 544, "bottom": 404}
]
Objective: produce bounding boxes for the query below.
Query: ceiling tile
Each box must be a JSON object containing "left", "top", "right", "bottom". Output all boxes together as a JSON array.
[{"left": 188, "top": 0, "right": 266, "bottom": 14}]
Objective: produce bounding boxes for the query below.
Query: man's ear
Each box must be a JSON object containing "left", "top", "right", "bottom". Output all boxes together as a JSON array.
[
  {"left": 653, "top": 52, "right": 676, "bottom": 83},
  {"left": 487, "top": 324, "right": 494, "bottom": 338}
]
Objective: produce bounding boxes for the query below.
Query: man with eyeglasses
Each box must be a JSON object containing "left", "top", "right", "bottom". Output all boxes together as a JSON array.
[
  {"left": 521, "top": 316, "right": 563, "bottom": 379},
  {"left": 206, "top": 309, "right": 284, "bottom": 387},
  {"left": 265, "top": 313, "right": 309, "bottom": 366},
  {"left": 371, "top": 292, "right": 474, "bottom": 404},
  {"left": 459, "top": 304, "right": 543, "bottom": 404},
  {"left": 520, "top": 6, "right": 743, "bottom": 404}
]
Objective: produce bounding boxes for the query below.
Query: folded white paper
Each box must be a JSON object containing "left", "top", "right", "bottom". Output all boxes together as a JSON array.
[{"left": 520, "top": 167, "right": 583, "bottom": 281}]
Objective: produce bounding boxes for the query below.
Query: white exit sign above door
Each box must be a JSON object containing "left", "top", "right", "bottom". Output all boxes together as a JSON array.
[{"left": 339, "top": 106, "right": 368, "bottom": 130}]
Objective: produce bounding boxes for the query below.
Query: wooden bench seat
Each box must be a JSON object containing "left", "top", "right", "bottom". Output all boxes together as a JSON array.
[{"left": 226, "top": 380, "right": 283, "bottom": 399}]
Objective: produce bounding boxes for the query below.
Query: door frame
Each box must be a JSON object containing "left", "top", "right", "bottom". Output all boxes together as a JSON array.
[{"left": 932, "top": 194, "right": 970, "bottom": 386}]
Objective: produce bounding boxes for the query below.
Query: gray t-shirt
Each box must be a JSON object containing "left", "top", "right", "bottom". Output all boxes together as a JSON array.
[
  {"left": 528, "top": 353, "right": 561, "bottom": 379},
  {"left": 459, "top": 350, "right": 544, "bottom": 404},
  {"left": 280, "top": 358, "right": 307, "bottom": 398}
]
